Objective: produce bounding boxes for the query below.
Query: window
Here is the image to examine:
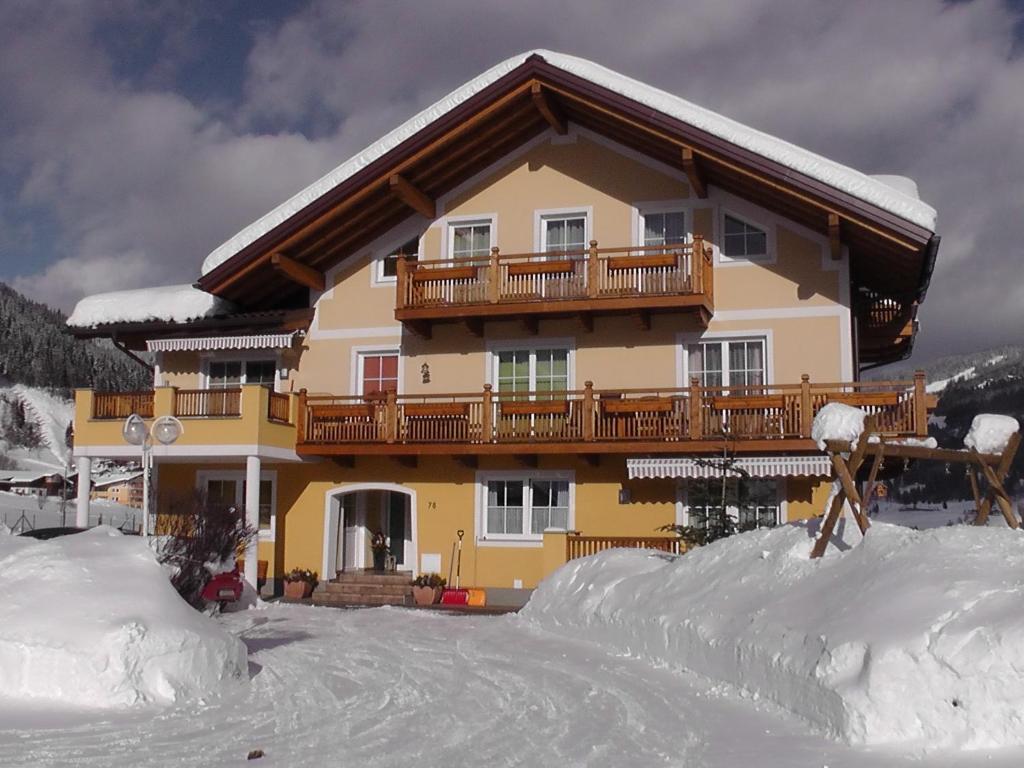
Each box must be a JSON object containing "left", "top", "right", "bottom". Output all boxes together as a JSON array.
[
  {"left": 199, "top": 472, "right": 277, "bottom": 537},
  {"left": 207, "top": 359, "right": 276, "bottom": 388},
  {"left": 494, "top": 346, "right": 569, "bottom": 396},
  {"left": 542, "top": 214, "right": 587, "bottom": 254},
  {"left": 359, "top": 352, "right": 399, "bottom": 396},
  {"left": 723, "top": 214, "right": 767, "bottom": 259},
  {"left": 641, "top": 210, "right": 686, "bottom": 246},
  {"left": 482, "top": 475, "right": 572, "bottom": 539},
  {"left": 449, "top": 221, "right": 492, "bottom": 259},
  {"left": 686, "top": 477, "right": 780, "bottom": 530},
  {"left": 379, "top": 237, "right": 419, "bottom": 281},
  {"left": 687, "top": 339, "right": 765, "bottom": 388}
]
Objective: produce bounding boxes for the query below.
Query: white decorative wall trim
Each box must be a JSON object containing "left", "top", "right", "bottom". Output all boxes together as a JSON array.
[{"left": 146, "top": 333, "right": 298, "bottom": 352}]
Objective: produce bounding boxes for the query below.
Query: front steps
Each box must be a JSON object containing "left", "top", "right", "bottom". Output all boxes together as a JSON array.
[{"left": 311, "top": 569, "right": 413, "bottom": 608}]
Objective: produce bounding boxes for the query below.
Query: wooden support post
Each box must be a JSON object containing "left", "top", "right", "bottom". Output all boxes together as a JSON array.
[
  {"left": 481, "top": 384, "right": 494, "bottom": 442},
  {"left": 453, "top": 455, "right": 478, "bottom": 469},
  {"left": 395, "top": 256, "right": 408, "bottom": 310},
  {"left": 582, "top": 381, "right": 595, "bottom": 441},
  {"left": 296, "top": 388, "right": 308, "bottom": 443},
  {"left": 530, "top": 82, "right": 567, "bottom": 134},
  {"left": 488, "top": 247, "right": 500, "bottom": 304},
  {"left": 828, "top": 213, "right": 842, "bottom": 261},
  {"left": 635, "top": 310, "right": 651, "bottom": 331},
  {"left": 972, "top": 431, "right": 1020, "bottom": 526},
  {"left": 830, "top": 453, "right": 870, "bottom": 535},
  {"left": 389, "top": 174, "right": 436, "bottom": 219},
  {"left": 967, "top": 466, "right": 985, "bottom": 524},
  {"left": 975, "top": 449, "right": 1020, "bottom": 529},
  {"left": 270, "top": 253, "right": 325, "bottom": 291},
  {"left": 799, "top": 374, "right": 812, "bottom": 437},
  {"left": 385, "top": 389, "right": 398, "bottom": 444},
  {"left": 688, "top": 376, "right": 702, "bottom": 440},
  {"left": 862, "top": 440, "right": 885, "bottom": 514},
  {"left": 587, "top": 239, "right": 600, "bottom": 299},
  {"left": 811, "top": 486, "right": 847, "bottom": 559},
  {"left": 681, "top": 147, "right": 707, "bottom": 198},
  {"left": 913, "top": 370, "right": 928, "bottom": 437}
]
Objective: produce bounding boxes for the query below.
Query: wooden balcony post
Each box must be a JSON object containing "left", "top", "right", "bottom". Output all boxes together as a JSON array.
[
  {"left": 692, "top": 235, "right": 704, "bottom": 292},
  {"left": 800, "top": 374, "right": 812, "bottom": 437},
  {"left": 488, "top": 247, "right": 500, "bottom": 304},
  {"left": 587, "top": 239, "right": 600, "bottom": 298},
  {"left": 582, "top": 380, "right": 595, "bottom": 441},
  {"left": 482, "top": 384, "right": 494, "bottom": 441},
  {"left": 913, "top": 369, "right": 928, "bottom": 436},
  {"left": 396, "top": 256, "right": 408, "bottom": 309},
  {"left": 385, "top": 389, "right": 398, "bottom": 443},
  {"left": 296, "top": 389, "right": 308, "bottom": 443},
  {"left": 688, "top": 376, "right": 702, "bottom": 439}
]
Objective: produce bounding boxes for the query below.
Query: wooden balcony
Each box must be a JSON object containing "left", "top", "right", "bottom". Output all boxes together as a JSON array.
[
  {"left": 296, "top": 373, "right": 931, "bottom": 459},
  {"left": 395, "top": 239, "right": 714, "bottom": 337}
]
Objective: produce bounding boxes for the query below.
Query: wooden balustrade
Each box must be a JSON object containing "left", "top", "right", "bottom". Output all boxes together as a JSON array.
[
  {"left": 566, "top": 535, "right": 686, "bottom": 561},
  {"left": 92, "top": 391, "right": 154, "bottom": 420},
  {"left": 268, "top": 391, "right": 291, "bottom": 424},
  {"left": 396, "top": 239, "right": 711, "bottom": 313},
  {"left": 299, "top": 375, "right": 928, "bottom": 449},
  {"left": 174, "top": 387, "right": 242, "bottom": 418}
]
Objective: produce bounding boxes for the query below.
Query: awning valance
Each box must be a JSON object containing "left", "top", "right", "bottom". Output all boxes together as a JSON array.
[
  {"left": 627, "top": 455, "right": 831, "bottom": 480},
  {"left": 146, "top": 332, "right": 299, "bottom": 352}
]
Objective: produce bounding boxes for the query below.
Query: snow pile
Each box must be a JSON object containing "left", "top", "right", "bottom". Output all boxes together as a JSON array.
[
  {"left": 202, "top": 50, "right": 936, "bottom": 276},
  {"left": 523, "top": 523, "right": 1024, "bottom": 749},
  {"left": 0, "top": 527, "right": 247, "bottom": 710},
  {"left": 67, "top": 284, "right": 235, "bottom": 328},
  {"left": 963, "top": 414, "right": 1019, "bottom": 455},
  {"left": 811, "top": 402, "right": 866, "bottom": 450}
]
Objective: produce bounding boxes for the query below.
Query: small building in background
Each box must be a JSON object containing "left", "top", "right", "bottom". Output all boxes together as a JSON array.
[
  {"left": 0, "top": 471, "right": 65, "bottom": 497},
  {"left": 90, "top": 471, "right": 144, "bottom": 509}
]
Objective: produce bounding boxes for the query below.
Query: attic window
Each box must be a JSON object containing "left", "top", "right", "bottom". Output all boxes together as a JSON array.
[
  {"left": 380, "top": 237, "right": 420, "bottom": 281},
  {"left": 723, "top": 214, "right": 768, "bottom": 260}
]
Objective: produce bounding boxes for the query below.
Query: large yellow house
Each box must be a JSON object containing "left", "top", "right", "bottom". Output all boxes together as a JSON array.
[{"left": 68, "top": 52, "right": 939, "bottom": 602}]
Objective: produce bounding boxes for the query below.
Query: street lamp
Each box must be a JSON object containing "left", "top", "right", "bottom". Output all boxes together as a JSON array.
[{"left": 122, "top": 414, "right": 183, "bottom": 536}]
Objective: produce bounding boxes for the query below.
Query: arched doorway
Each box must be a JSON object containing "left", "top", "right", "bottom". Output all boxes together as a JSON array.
[{"left": 322, "top": 484, "right": 417, "bottom": 580}]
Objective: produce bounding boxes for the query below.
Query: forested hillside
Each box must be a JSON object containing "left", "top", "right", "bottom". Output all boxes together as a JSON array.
[{"left": 0, "top": 282, "right": 149, "bottom": 393}]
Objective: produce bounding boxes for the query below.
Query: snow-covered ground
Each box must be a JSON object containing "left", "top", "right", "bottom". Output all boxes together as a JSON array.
[{"left": 0, "top": 491, "right": 138, "bottom": 532}]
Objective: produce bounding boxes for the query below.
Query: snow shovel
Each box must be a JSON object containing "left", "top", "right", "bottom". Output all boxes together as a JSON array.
[{"left": 440, "top": 529, "right": 470, "bottom": 605}]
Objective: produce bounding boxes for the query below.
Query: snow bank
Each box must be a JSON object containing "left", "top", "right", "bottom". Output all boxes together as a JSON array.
[
  {"left": 811, "top": 402, "right": 866, "bottom": 450},
  {"left": 0, "top": 528, "right": 247, "bottom": 710},
  {"left": 67, "top": 284, "right": 234, "bottom": 328},
  {"left": 522, "top": 523, "right": 1024, "bottom": 749},
  {"left": 963, "top": 413, "right": 1019, "bottom": 455},
  {"left": 202, "top": 50, "right": 936, "bottom": 276}
]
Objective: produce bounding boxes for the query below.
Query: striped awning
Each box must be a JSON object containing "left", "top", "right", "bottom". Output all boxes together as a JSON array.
[
  {"left": 146, "top": 332, "right": 299, "bottom": 352},
  {"left": 627, "top": 455, "right": 831, "bottom": 480}
]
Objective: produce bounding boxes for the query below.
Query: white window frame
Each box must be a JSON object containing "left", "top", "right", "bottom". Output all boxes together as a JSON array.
[
  {"left": 443, "top": 214, "right": 497, "bottom": 260},
  {"left": 677, "top": 330, "right": 774, "bottom": 388},
  {"left": 196, "top": 469, "right": 278, "bottom": 541},
  {"left": 679, "top": 477, "right": 787, "bottom": 529},
  {"left": 485, "top": 338, "right": 576, "bottom": 392},
  {"left": 717, "top": 206, "right": 775, "bottom": 266},
  {"left": 632, "top": 200, "right": 691, "bottom": 248},
  {"left": 372, "top": 232, "right": 423, "bottom": 286},
  {"left": 475, "top": 470, "right": 575, "bottom": 545},
  {"left": 533, "top": 206, "right": 592, "bottom": 254},
  {"left": 201, "top": 352, "right": 282, "bottom": 392},
  {"left": 351, "top": 346, "right": 402, "bottom": 397}
]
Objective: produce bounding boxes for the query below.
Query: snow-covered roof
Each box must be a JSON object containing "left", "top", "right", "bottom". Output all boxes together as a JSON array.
[
  {"left": 0, "top": 470, "right": 62, "bottom": 483},
  {"left": 67, "top": 284, "right": 235, "bottom": 329},
  {"left": 202, "top": 49, "right": 937, "bottom": 277}
]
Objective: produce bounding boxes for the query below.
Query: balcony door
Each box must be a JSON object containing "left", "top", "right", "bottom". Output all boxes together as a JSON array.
[
  {"left": 494, "top": 347, "right": 569, "bottom": 398},
  {"left": 686, "top": 338, "right": 766, "bottom": 389}
]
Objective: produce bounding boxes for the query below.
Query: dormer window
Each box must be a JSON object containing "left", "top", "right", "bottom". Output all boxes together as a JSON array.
[{"left": 722, "top": 214, "right": 768, "bottom": 260}]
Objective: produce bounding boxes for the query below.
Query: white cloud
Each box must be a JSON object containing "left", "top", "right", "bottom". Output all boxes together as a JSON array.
[{"left": 2, "top": 0, "right": 1022, "bottom": 364}]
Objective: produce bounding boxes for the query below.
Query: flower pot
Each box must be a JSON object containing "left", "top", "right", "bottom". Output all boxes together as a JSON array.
[
  {"left": 372, "top": 549, "right": 387, "bottom": 571},
  {"left": 284, "top": 580, "right": 313, "bottom": 599},
  {"left": 412, "top": 586, "right": 441, "bottom": 606}
]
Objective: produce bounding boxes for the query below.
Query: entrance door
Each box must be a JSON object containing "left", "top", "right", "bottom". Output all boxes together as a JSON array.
[
  {"left": 387, "top": 492, "right": 407, "bottom": 567},
  {"left": 337, "top": 493, "right": 363, "bottom": 572}
]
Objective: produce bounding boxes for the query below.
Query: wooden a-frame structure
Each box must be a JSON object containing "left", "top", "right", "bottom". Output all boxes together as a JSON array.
[{"left": 811, "top": 419, "right": 1022, "bottom": 558}]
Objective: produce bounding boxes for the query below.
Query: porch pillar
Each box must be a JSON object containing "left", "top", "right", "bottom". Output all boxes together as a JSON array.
[
  {"left": 244, "top": 455, "right": 261, "bottom": 592},
  {"left": 75, "top": 456, "right": 91, "bottom": 528}
]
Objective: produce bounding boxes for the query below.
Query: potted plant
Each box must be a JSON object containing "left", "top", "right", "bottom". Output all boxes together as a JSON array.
[
  {"left": 411, "top": 573, "right": 446, "bottom": 605},
  {"left": 370, "top": 531, "right": 389, "bottom": 571},
  {"left": 283, "top": 568, "right": 318, "bottom": 599}
]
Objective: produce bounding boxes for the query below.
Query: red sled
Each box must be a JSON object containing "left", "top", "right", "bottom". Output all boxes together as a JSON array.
[
  {"left": 201, "top": 569, "right": 243, "bottom": 605},
  {"left": 439, "top": 588, "right": 469, "bottom": 605}
]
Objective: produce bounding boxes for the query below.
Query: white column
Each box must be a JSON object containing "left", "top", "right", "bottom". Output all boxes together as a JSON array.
[
  {"left": 75, "top": 456, "right": 92, "bottom": 528},
  {"left": 244, "top": 455, "right": 261, "bottom": 593}
]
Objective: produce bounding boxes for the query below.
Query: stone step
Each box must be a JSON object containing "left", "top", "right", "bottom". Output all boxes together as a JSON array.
[
  {"left": 320, "top": 582, "right": 413, "bottom": 597},
  {"left": 312, "top": 592, "right": 411, "bottom": 608},
  {"left": 333, "top": 570, "right": 413, "bottom": 586}
]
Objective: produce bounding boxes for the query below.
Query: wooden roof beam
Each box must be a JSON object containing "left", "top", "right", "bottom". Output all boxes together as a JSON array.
[
  {"left": 681, "top": 147, "right": 708, "bottom": 199},
  {"left": 828, "top": 213, "right": 842, "bottom": 260},
  {"left": 389, "top": 174, "right": 436, "bottom": 219},
  {"left": 270, "top": 253, "right": 325, "bottom": 292},
  {"left": 531, "top": 82, "right": 567, "bottom": 135}
]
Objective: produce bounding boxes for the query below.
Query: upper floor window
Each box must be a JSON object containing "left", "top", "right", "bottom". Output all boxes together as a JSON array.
[
  {"left": 687, "top": 338, "right": 766, "bottom": 388},
  {"left": 542, "top": 214, "right": 587, "bottom": 254},
  {"left": 493, "top": 346, "right": 570, "bottom": 396},
  {"left": 450, "top": 220, "right": 492, "bottom": 259},
  {"left": 359, "top": 352, "right": 399, "bottom": 396},
  {"left": 379, "top": 237, "right": 419, "bottom": 281},
  {"left": 722, "top": 214, "right": 768, "bottom": 260},
  {"left": 641, "top": 210, "right": 686, "bottom": 246},
  {"left": 207, "top": 359, "right": 276, "bottom": 388}
]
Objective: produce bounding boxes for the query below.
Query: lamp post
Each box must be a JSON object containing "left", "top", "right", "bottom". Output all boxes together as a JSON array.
[{"left": 122, "top": 414, "right": 183, "bottom": 536}]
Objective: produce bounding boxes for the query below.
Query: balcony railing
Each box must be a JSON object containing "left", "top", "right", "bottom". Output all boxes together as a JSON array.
[
  {"left": 566, "top": 535, "right": 687, "bottom": 561},
  {"left": 297, "top": 373, "right": 929, "bottom": 453},
  {"left": 174, "top": 388, "right": 242, "bottom": 418},
  {"left": 395, "top": 239, "right": 713, "bottom": 327},
  {"left": 92, "top": 391, "right": 155, "bottom": 420}
]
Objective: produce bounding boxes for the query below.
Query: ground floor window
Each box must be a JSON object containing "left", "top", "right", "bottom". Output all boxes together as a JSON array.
[
  {"left": 479, "top": 472, "right": 573, "bottom": 541},
  {"left": 685, "top": 476, "right": 781, "bottom": 530},
  {"left": 197, "top": 471, "right": 276, "bottom": 538}
]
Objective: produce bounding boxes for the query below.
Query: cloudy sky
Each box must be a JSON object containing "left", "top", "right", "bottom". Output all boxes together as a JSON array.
[{"left": 1, "top": 0, "right": 1022, "bottom": 364}]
